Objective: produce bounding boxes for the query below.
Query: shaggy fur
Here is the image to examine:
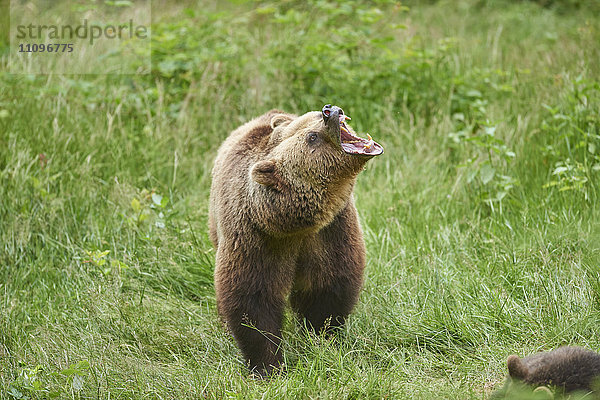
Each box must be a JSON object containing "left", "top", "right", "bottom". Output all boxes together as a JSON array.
[
  {"left": 208, "top": 107, "right": 379, "bottom": 376},
  {"left": 507, "top": 346, "right": 600, "bottom": 394}
]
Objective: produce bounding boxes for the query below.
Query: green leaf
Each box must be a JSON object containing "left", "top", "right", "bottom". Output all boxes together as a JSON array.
[
  {"left": 161, "top": 196, "right": 169, "bottom": 208},
  {"left": 73, "top": 360, "right": 90, "bottom": 371},
  {"left": 152, "top": 193, "right": 163, "bottom": 207},
  {"left": 72, "top": 375, "right": 85, "bottom": 391},
  {"left": 589, "top": 143, "right": 596, "bottom": 154},
  {"left": 480, "top": 164, "right": 496, "bottom": 185},
  {"left": 8, "top": 386, "right": 24, "bottom": 399},
  {"left": 552, "top": 166, "right": 568, "bottom": 175},
  {"left": 466, "top": 168, "right": 478, "bottom": 183},
  {"left": 111, "top": 260, "right": 128, "bottom": 270},
  {"left": 60, "top": 367, "right": 75, "bottom": 377},
  {"left": 131, "top": 198, "right": 141, "bottom": 212},
  {"left": 483, "top": 125, "right": 496, "bottom": 136}
]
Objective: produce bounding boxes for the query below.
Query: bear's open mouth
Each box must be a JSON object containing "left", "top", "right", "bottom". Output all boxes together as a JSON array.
[{"left": 339, "top": 114, "right": 384, "bottom": 156}]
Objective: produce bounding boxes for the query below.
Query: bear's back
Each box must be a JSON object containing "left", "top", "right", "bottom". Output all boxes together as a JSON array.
[{"left": 523, "top": 347, "right": 600, "bottom": 392}]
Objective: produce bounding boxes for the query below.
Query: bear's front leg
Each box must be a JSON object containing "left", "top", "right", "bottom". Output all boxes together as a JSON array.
[
  {"left": 290, "top": 201, "right": 366, "bottom": 334},
  {"left": 214, "top": 246, "right": 293, "bottom": 377}
]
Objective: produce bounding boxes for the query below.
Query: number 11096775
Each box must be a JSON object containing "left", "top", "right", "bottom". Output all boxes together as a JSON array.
[{"left": 18, "top": 43, "right": 74, "bottom": 52}]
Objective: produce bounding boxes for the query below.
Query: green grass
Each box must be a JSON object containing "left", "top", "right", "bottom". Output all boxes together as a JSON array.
[{"left": 1, "top": 0, "right": 599, "bottom": 398}]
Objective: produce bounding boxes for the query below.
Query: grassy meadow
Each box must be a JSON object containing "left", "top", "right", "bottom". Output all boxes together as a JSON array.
[{"left": 1, "top": 0, "right": 600, "bottom": 398}]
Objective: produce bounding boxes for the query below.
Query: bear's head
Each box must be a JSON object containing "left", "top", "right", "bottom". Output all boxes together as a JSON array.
[{"left": 250, "top": 105, "right": 383, "bottom": 234}]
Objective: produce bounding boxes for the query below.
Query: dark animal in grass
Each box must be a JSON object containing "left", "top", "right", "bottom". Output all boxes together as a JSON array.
[
  {"left": 208, "top": 104, "right": 383, "bottom": 377},
  {"left": 504, "top": 347, "right": 600, "bottom": 396}
]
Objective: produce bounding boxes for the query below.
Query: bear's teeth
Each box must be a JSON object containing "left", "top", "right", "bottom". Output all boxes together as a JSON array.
[
  {"left": 339, "top": 115, "right": 351, "bottom": 123},
  {"left": 363, "top": 134, "right": 374, "bottom": 150}
]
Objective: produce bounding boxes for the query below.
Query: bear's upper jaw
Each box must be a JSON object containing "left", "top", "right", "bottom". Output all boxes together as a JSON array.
[{"left": 339, "top": 115, "right": 384, "bottom": 156}]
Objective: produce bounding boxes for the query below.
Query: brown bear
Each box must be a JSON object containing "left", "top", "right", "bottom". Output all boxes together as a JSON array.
[
  {"left": 208, "top": 104, "right": 383, "bottom": 377},
  {"left": 506, "top": 346, "right": 600, "bottom": 394}
]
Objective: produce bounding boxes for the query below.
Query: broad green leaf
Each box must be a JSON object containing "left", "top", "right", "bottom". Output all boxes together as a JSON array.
[
  {"left": 480, "top": 164, "right": 496, "bottom": 185},
  {"left": 131, "top": 198, "right": 141, "bottom": 212},
  {"left": 152, "top": 193, "right": 163, "bottom": 207},
  {"left": 162, "top": 197, "right": 169, "bottom": 208},
  {"left": 8, "top": 386, "right": 24, "bottom": 399},
  {"left": 552, "top": 166, "right": 568, "bottom": 175},
  {"left": 74, "top": 360, "right": 90, "bottom": 370},
  {"left": 589, "top": 143, "right": 596, "bottom": 154},
  {"left": 466, "top": 168, "right": 478, "bottom": 183},
  {"left": 72, "top": 375, "right": 85, "bottom": 391},
  {"left": 483, "top": 125, "right": 496, "bottom": 136}
]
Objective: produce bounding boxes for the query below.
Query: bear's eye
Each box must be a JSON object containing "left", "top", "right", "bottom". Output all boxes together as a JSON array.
[{"left": 307, "top": 132, "right": 319, "bottom": 143}]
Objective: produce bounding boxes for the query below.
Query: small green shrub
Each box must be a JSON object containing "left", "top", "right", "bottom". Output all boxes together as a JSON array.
[
  {"left": 541, "top": 76, "right": 600, "bottom": 201},
  {"left": 447, "top": 69, "right": 518, "bottom": 212},
  {"left": 7, "top": 361, "right": 90, "bottom": 399}
]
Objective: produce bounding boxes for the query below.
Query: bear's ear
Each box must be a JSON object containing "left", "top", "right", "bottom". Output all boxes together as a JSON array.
[
  {"left": 270, "top": 114, "right": 293, "bottom": 129},
  {"left": 507, "top": 355, "right": 528, "bottom": 380},
  {"left": 251, "top": 160, "right": 280, "bottom": 188}
]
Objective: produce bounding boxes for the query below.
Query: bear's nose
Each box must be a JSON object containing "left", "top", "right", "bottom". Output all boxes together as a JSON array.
[{"left": 322, "top": 104, "right": 343, "bottom": 123}]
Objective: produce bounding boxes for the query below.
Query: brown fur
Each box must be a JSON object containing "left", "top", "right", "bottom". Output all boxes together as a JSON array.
[
  {"left": 507, "top": 346, "right": 600, "bottom": 394},
  {"left": 208, "top": 108, "right": 378, "bottom": 376}
]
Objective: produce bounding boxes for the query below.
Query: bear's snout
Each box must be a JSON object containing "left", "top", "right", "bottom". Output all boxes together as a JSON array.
[{"left": 322, "top": 104, "right": 344, "bottom": 123}]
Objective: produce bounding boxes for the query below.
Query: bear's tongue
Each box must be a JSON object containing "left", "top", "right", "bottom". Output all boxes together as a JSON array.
[{"left": 339, "top": 115, "right": 383, "bottom": 156}]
